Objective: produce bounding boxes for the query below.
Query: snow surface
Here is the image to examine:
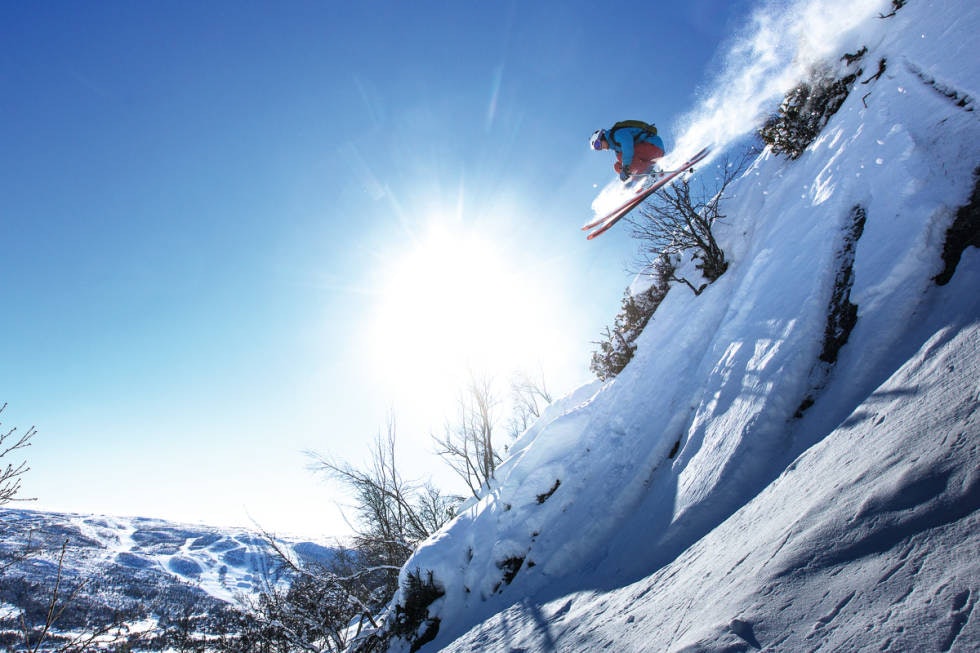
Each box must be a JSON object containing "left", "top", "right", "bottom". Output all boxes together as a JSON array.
[{"left": 390, "top": 2, "right": 980, "bottom": 651}]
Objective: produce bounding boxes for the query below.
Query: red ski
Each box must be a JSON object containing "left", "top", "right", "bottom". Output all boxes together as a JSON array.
[{"left": 584, "top": 147, "right": 711, "bottom": 240}]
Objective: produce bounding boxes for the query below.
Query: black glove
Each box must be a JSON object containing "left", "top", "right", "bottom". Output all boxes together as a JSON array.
[{"left": 619, "top": 165, "right": 631, "bottom": 182}]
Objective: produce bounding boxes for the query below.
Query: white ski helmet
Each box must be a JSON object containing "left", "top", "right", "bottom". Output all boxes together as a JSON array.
[{"left": 590, "top": 129, "right": 606, "bottom": 150}]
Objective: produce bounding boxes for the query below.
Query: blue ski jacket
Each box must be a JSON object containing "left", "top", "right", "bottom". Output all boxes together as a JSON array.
[{"left": 606, "top": 126, "right": 666, "bottom": 170}]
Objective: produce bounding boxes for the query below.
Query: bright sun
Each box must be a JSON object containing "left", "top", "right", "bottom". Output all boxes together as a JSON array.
[{"left": 368, "top": 222, "right": 567, "bottom": 421}]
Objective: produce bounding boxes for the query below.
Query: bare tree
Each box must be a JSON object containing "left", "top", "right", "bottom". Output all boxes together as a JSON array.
[
  {"left": 506, "top": 370, "right": 553, "bottom": 440},
  {"left": 433, "top": 375, "right": 501, "bottom": 499},
  {"left": 310, "top": 417, "right": 459, "bottom": 604},
  {"left": 0, "top": 402, "right": 36, "bottom": 506},
  {"left": 629, "top": 151, "right": 754, "bottom": 293}
]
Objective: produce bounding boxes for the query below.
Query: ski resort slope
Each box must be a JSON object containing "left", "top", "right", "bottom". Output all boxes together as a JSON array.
[{"left": 395, "top": 2, "right": 980, "bottom": 652}]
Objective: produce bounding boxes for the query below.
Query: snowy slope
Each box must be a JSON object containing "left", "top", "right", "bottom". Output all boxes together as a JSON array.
[
  {"left": 385, "top": 2, "right": 980, "bottom": 651},
  {"left": 447, "top": 311, "right": 980, "bottom": 652}
]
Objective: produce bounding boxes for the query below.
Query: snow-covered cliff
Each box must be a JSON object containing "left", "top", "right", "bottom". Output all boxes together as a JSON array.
[{"left": 385, "top": 2, "right": 980, "bottom": 650}]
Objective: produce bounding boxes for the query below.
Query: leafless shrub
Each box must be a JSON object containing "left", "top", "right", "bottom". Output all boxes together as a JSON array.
[
  {"left": 433, "top": 375, "right": 501, "bottom": 499},
  {"left": 506, "top": 370, "right": 552, "bottom": 440},
  {"left": 310, "top": 418, "right": 460, "bottom": 605},
  {"left": 629, "top": 151, "right": 752, "bottom": 293}
]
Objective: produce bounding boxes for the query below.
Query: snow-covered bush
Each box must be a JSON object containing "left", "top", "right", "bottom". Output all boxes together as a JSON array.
[
  {"left": 352, "top": 569, "right": 444, "bottom": 653},
  {"left": 883, "top": 0, "right": 907, "bottom": 18},
  {"left": 759, "top": 51, "right": 866, "bottom": 159},
  {"left": 590, "top": 255, "right": 675, "bottom": 380},
  {"left": 391, "top": 569, "right": 443, "bottom": 652}
]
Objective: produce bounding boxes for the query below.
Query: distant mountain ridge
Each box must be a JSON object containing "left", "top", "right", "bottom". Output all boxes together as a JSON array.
[{"left": 0, "top": 507, "right": 335, "bottom": 647}]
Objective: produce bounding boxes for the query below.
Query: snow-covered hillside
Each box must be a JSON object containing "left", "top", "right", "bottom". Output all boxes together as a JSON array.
[
  {"left": 0, "top": 508, "right": 334, "bottom": 610},
  {"left": 382, "top": 2, "right": 980, "bottom": 651}
]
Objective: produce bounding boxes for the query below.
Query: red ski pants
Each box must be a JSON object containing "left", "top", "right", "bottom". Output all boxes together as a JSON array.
[{"left": 614, "top": 141, "right": 665, "bottom": 175}]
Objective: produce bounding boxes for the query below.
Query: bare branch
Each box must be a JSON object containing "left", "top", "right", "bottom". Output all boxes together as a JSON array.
[
  {"left": 304, "top": 412, "right": 460, "bottom": 646},
  {"left": 628, "top": 150, "right": 754, "bottom": 288},
  {"left": 507, "top": 369, "right": 553, "bottom": 439},
  {"left": 0, "top": 402, "right": 37, "bottom": 505},
  {"left": 432, "top": 373, "right": 502, "bottom": 499}
]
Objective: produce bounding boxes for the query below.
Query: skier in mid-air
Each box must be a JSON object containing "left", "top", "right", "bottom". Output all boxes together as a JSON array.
[
  {"left": 590, "top": 120, "right": 666, "bottom": 182},
  {"left": 584, "top": 122, "right": 707, "bottom": 239}
]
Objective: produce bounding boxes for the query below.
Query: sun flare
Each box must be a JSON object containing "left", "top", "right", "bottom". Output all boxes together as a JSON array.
[{"left": 368, "top": 222, "right": 566, "bottom": 420}]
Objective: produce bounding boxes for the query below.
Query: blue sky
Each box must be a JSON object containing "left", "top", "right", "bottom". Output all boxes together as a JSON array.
[{"left": 1, "top": 1, "right": 755, "bottom": 538}]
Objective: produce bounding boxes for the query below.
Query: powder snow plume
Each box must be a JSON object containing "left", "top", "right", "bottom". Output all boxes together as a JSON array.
[
  {"left": 672, "top": 0, "right": 892, "bottom": 157},
  {"left": 591, "top": 0, "right": 890, "bottom": 218}
]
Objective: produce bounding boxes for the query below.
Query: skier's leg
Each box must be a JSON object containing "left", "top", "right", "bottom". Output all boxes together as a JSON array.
[{"left": 632, "top": 142, "right": 665, "bottom": 175}]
